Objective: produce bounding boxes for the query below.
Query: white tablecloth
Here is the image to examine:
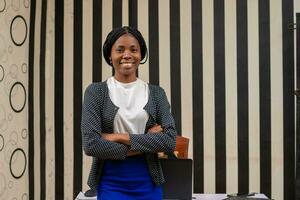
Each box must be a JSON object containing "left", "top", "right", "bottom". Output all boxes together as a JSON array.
[
  {"left": 192, "top": 193, "right": 268, "bottom": 200},
  {"left": 75, "top": 192, "right": 96, "bottom": 200},
  {"left": 75, "top": 192, "right": 268, "bottom": 200}
]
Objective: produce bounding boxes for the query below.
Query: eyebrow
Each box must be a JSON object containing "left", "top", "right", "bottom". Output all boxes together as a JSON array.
[{"left": 114, "top": 44, "right": 139, "bottom": 48}]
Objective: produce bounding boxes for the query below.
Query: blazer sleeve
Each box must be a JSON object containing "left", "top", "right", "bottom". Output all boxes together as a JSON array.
[
  {"left": 129, "top": 86, "right": 177, "bottom": 153},
  {"left": 81, "top": 83, "right": 128, "bottom": 160}
]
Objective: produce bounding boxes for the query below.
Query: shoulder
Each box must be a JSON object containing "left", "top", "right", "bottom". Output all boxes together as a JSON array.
[
  {"left": 83, "top": 81, "right": 108, "bottom": 102},
  {"left": 148, "top": 84, "right": 168, "bottom": 104},
  {"left": 148, "top": 84, "right": 165, "bottom": 94},
  {"left": 85, "top": 81, "right": 107, "bottom": 93}
]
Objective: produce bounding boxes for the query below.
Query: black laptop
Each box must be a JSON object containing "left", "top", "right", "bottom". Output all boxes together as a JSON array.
[{"left": 160, "top": 158, "right": 193, "bottom": 200}]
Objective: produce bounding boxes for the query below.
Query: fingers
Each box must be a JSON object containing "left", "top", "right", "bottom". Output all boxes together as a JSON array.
[
  {"left": 101, "top": 133, "right": 114, "bottom": 141},
  {"left": 148, "top": 124, "right": 163, "bottom": 133},
  {"left": 127, "top": 150, "right": 143, "bottom": 157}
]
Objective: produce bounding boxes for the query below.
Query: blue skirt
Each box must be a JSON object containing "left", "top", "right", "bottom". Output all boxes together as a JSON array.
[{"left": 97, "top": 155, "right": 162, "bottom": 200}]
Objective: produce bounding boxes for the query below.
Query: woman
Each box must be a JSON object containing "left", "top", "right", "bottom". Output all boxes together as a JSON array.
[{"left": 81, "top": 26, "right": 177, "bottom": 200}]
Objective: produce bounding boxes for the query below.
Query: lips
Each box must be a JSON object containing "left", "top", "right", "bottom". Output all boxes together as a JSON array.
[{"left": 120, "top": 61, "right": 135, "bottom": 64}]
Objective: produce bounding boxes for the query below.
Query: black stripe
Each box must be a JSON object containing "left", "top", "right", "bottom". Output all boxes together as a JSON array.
[
  {"left": 259, "top": 0, "right": 271, "bottom": 197},
  {"left": 214, "top": 0, "right": 226, "bottom": 193},
  {"left": 148, "top": 0, "right": 159, "bottom": 85},
  {"left": 296, "top": 12, "right": 300, "bottom": 94},
  {"left": 55, "top": 0, "right": 64, "bottom": 198},
  {"left": 236, "top": 0, "right": 249, "bottom": 193},
  {"left": 73, "top": 0, "right": 83, "bottom": 198},
  {"left": 40, "top": 0, "right": 47, "bottom": 199},
  {"left": 282, "top": 1, "right": 295, "bottom": 200},
  {"left": 170, "top": 0, "right": 182, "bottom": 135},
  {"left": 93, "top": 0, "right": 102, "bottom": 82},
  {"left": 113, "top": 0, "right": 122, "bottom": 28},
  {"left": 297, "top": 14, "right": 300, "bottom": 92},
  {"left": 129, "top": 0, "right": 137, "bottom": 28},
  {"left": 192, "top": 0, "right": 204, "bottom": 193},
  {"left": 28, "top": 0, "right": 36, "bottom": 199},
  {"left": 296, "top": 13, "right": 300, "bottom": 199}
]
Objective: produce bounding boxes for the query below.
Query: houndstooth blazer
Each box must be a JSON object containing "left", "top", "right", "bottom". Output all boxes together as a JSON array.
[{"left": 81, "top": 81, "right": 177, "bottom": 190}]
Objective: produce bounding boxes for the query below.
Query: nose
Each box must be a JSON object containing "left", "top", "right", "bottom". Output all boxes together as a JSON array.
[{"left": 122, "top": 50, "right": 132, "bottom": 59}]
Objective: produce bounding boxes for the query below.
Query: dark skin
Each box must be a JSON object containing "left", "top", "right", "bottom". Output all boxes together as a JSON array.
[{"left": 102, "top": 33, "right": 163, "bottom": 156}]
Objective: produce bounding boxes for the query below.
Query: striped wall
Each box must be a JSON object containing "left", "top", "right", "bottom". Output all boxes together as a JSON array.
[{"left": 0, "top": 0, "right": 298, "bottom": 200}]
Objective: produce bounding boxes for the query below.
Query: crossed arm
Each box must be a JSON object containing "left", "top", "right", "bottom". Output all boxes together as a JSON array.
[{"left": 101, "top": 124, "right": 163, "bottom": 156}]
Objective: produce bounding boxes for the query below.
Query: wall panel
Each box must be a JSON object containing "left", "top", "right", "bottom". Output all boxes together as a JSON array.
[{"left": 0, "top": 0, "right": 31, "bottom": 199}]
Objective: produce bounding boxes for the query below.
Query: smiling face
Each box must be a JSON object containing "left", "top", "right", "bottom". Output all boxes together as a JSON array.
[{"left": 110, "top": 34, "right": 141, "bottom": 83}]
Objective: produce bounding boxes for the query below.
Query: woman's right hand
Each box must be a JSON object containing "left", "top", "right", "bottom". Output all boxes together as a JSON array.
[
  {"left": 127, "top": 150, "right": 143, "bottom": 157},
  {"left": 148, "top": 124, "right": 163, "bottom": 134}
]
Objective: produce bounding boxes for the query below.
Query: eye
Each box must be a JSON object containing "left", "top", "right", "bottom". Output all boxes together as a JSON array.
[
  {"left": 115, "top": 46, "right": 124, "bottom": 53},
  {"left": 131, "top": 48, "right": 139, "bottom": 53},
  {"left": 116, "top": 48, "right": 123, "bottom": 52}
]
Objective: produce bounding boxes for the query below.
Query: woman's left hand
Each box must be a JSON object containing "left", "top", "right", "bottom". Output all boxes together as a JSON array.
[
  {"left": 101, "top": 133, "right": 131, "bottom": 145},
  {"left": 148, "top": 124, "right": 163, "bottom": 134},
  {"left": 101, "top": 133, "right": 116, "bottom": 142}
]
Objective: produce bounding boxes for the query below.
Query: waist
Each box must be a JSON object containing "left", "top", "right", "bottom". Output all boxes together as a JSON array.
[{"left": 101, "top": 155, "right": 150, "bottom": 180}]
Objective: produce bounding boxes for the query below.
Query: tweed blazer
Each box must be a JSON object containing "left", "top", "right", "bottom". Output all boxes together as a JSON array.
[{"left": 81, "top": 81, "right": 177, "bottom": 190}]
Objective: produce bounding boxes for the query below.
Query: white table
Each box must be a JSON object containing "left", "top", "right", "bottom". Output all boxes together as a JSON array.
[
  {"left": 192, "top": 193, "right": 268, "bottom": 199},
  {"left": 75, "top": 192, "right": 96, "bottom": 200},
  {"left": 75, "top": 192, "right": 269, "bottom": 200}
]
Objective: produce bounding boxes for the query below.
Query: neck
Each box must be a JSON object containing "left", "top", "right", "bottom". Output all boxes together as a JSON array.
[{"left": 114, "top": 75, "right": 137, "bottom": 83}]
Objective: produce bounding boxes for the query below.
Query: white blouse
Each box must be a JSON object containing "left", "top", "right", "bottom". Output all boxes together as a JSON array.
[{"left": 107, "top": 77, "right": 149, "bottom": 135}]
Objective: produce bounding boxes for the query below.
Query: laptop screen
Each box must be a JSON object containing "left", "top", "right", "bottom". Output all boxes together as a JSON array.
[{"left": 160, "top": 159, "right": 193, "bottom": 200}]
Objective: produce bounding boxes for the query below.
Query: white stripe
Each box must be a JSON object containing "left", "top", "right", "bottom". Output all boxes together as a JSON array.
[
  {"left": 82, "top": 0, "right": 93, "bottom": 193},
  {"left": 224, "top": 0, "right": 238, "bottom": 193},
  {"left": 270, "top": 0, "right": 284, "bottom": 199},
  {"left": 158, "top": 0, "right": 171, "bottom": 102},
  {"left": 33, "top": 0, "right": 42, "bottom": 198},
  {"left": 248, "top": 0, "right": 260, "bottom": 193},
  {"left": 295, "top": 0, "right": 300, "bottom": 15},
  {"left": 137, "top": 0, "right": 149, "bottom": 83},
  {"left": 45, "top": 0, "right": 55, "bottom": 198},
  {"left": 202, "top": 0, "right": 215, "bottom": 193},
  {"left": 122, "top": 0, "right": 129, "bottom": 26},
  {"left": 102, "top": 0, "right": 113, "bottom": 81},
  {"left": 64, "top": 0, "right": 74, "bottom": 198},
  {"left": 180, "top": 0, "right": 193, "bottom": 159}
]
